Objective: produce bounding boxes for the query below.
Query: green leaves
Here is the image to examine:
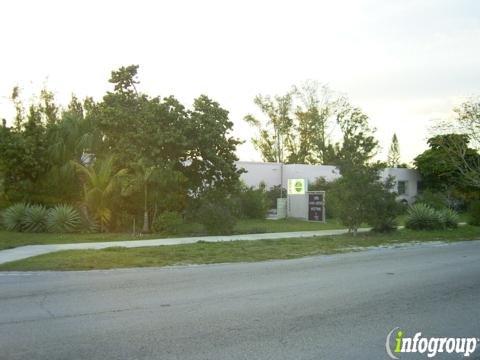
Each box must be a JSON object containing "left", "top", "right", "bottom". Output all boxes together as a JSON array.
[
  {"left": 2, "top": 203, "right": 29, "bottom": 231},
  {"left": 46, "top": 205, "right": 81, "bottom": 233},
  {"left": 245, "top": 82, "right": 378, "bottom": 166},
  {"left": 22, "top": 205, "right": 49, "bottom": 233},
  {"left": 405, "top": 204, "right": 444, "bottom": 230},
  {"left": 73, "top": 156, "right": 127, "bottom": 231}
]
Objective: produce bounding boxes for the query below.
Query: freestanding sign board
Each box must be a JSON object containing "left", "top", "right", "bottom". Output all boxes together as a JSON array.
[{"left": 307, "top": 191, "right": 325, "bottom": 222}]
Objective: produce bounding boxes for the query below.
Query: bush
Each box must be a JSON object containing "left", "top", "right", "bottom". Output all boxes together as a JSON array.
[
  {"left": 47, "top": 205, "right": 81, "bottom": 233},
  {"left": 265, "top": 185, "right": 286, "bottom": 209},
  {"left": 405, "top": 203, "right": 443, "bottom": 230},
  {"left": 197, "top": 200, "right": 236, "bottom": 235},
  {"left": 468, "top": 200, "right": 480, "bottom": 226},
  {"left": 152, "top": 211, "right": 183, "bottom": 234},
  {"left": 438, "top": 208, "right": 459, "bottom": 229},
  {"left": 22, "top": 204, "right": 49, "bottom": 233},
  {"left": 329, "top": 166, "right": 400, "bottom": 234},
  {"left": 236, "top": 186, "right": 268, "bottom": 219},
  {"left": 414, "top": 190, "right": 448, "bottom": 210},
  {"left": 366, "top": 187, "right": 401, "bottom": 233},
  {"left": 1, "top": 203, "right": 29, "bottom": 231}
]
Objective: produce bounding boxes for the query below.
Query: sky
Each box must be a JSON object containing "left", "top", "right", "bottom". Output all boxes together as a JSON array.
[{"left": 1, "top": 0, "right": 479, "bottom": 164}]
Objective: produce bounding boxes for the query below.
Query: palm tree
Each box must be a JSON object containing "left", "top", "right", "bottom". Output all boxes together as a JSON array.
[
  {"left": 125, "top": 161, "right": 159, "bottom": 233},
  {"left": 73, "top": 156, "right": 127, "bottom": 232}
]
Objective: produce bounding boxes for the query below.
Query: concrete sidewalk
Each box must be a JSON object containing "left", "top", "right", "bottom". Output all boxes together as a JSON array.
[{"left": 0, "top": 228, "right": 371, "bottom": 265}]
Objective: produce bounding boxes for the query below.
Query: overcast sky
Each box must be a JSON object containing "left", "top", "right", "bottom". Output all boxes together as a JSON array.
[{"left": 1, "top": 0, "right": 479, "bottom": 164}]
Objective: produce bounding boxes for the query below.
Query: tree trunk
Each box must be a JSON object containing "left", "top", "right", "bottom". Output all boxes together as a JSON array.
[{"left": 142, "top": 183, "right": 149, "bottom": 233}]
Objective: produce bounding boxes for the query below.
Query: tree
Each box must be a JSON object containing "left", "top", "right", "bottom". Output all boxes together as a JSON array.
[
  {"left": 44, "top": 96, "right": 101, "bottom": 204},
  {"left": 1, "top": 65, "right": 244, "bottom": 232},
  {"left": 73, "top": 156, "right": 128, "bottom": 232},
  {"left": 387, "top": 133, "right": 401, "bottom": 167},
  {"left": 245, "top": 82, "right": 377, "bottom": 167},
  {"left": 329, "top": 163, "right": 399, "bottom": 234},
  {"left": 244, "top": 92, "right": 293, "bottom": 163},
  {"left": 183, "top": 95, "right": 243, "bottom": 195},
  {"left": 434, "top": 98, "right": 480, "bottom": 189},
  {"left": 414, "top": 134, "right": 479, "bottom": 192},
  {"left": 89, "top": 65, "right": 242, "bottom": 228},
  {"left": 333, "top": 101, "right": 378, "bottom": 169},
  {"left": 0, "top": 96, "right": 50, "bottom": 203},
  {"left": 287, "top": 82, "right": 339, "bottom": 164}
]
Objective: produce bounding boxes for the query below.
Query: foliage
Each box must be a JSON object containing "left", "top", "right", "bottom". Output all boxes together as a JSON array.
[
  {"left": 22, "top": 204, "right": 49, "bottom": 233},
  {"left": 152, "top": 211, "right": 184, "bottom": 234},
  {"left": 245, "top": 82, "right": 377, "bottom": 166},
  {"left": 308, "top": 177, "right": 338, "bottom": 219},
  {"left": 195, "top": 191, "right": 237, "bottom": 235},
  {"left": 438, "top": 208, "right": 459, "bottom": 229},
  {"left": 46, "top": 205, "right": 81, "bottom": 233},
  {"left": 414, "top": 134, "right": 479, "bottom": 191},
  {"left": 414, "top": 190, "right": 450, "bottom": 210},
  {"left": 235, "top": 184, "right": 269, "bottom": 219},
  {"left": 468, "top": 200, "right": 480, "bottom": 226},
  {"left": 433, "top": 98, "right": 480, "bottom": 189},
  {"left": 387, "top": 133, "right": 401, "bottom": 167},
  {"left": 405, "top": 203, "right": 443, "bottom": 230},
  {"left": 265, "top": 185, "right": 286, "bottom": 209},
  {"left": 1, "top": 203, "right": 29, "bottom": 231},
  {"left": 365, "top": 185, "right": 401, "bottom": 233},
  {"left": 73, "top": 156, "right": 128, "bottom": 231},
  {"left": 329, "top": 163, "right": 397, "bottom": 234},
  {"left": 333, "top": 102, "right": 378, "bottom": 168}
]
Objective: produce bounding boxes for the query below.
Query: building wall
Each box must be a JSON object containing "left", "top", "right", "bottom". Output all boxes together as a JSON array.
[
  {"left": 236, "top": 161, "right": 421, "bottom": 204},
  {"left": 236, "top": 161, "right": 282, "bottom": 189}
]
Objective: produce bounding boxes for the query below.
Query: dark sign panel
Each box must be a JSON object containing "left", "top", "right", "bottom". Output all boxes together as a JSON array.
[{"left": 308, "top": 193, "right": 324, "bottom": 221}]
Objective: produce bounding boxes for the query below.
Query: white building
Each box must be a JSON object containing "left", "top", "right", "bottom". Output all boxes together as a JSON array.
[{"left": 235, "top": 161, "right": 421, "bottom": 204}]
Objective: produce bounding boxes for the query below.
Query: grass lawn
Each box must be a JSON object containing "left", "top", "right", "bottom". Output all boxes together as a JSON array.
[
  {"left": 0, "top": 218, "right": 346, "bottom": 251},
  {"left": 1, "top": 225, "right": 479, "bottom": 271}
]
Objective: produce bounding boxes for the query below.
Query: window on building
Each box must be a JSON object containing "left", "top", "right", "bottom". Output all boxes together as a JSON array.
[
  {"left": 417, "top": 181, "right": 424, "bottom": 194},
  {"left": 397, "top": 181, "right": 408, "bottom": 195}
]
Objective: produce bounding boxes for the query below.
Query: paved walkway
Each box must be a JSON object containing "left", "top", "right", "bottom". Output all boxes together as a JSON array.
[{"left": 0, "top": 228, "right": 371, "bottom": 265}]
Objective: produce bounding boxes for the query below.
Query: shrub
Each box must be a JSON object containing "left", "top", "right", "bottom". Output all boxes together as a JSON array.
[
  {"left": 22, "top": 204, "right": 49, "bottom": 233},
  {"left": 438, "top": 208, "right": 459, "bottom": 229},
  {"left": 197, "top": 201, "right": 236, "bottom": 235},
  {"left": 265, "top": 185, "right": 286, "bottom": 209},
  {"left": 414, "top": 190, "right": 448, "bottom": 210},
  {"left": 405, "top": 203, "right": 443, "bottom": 230},
  {"left": 329, "top": 166, "right": 400, "bottom": 234},
  {"left": 47, "top": 205, "right": 81, "bottom": 233},
  {"left": 468, "top": 200, "right": 480, "bottom": 226},
  {"left": 366, "top": 187, "right": 401, "bottom": 233},
  {"left": 1, "top": 203, "right": 29, "bottom": 231},
  {"left": 236, "top": 186, "right": 268, "bottom": 219},
  {"left": 152, "top": 211, "right": 183, "bottom": 234}
]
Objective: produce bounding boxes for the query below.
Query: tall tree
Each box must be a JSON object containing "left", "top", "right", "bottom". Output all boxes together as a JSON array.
[
  {"left": 244, "top": 92, "right": 293, "bottom": 163},
  {"left": 288, "top": 82, "right": 338, "bottom": 164},
  {"left": 245, "top": 83, "right": 377, "bottom": 167},
  {"left": 387, "top": 133, "right": 401, "bottom": 167},
  {"left": 414, "top": 134, "right": 479, "bottom": 191},
  {"left": 333, "top": 100, "right": 378, "bottom": 169}
]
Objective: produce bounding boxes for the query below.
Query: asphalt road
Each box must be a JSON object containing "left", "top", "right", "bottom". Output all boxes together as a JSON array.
[{"left": 1, "top": 241, "right": 479, "bottom": 360}]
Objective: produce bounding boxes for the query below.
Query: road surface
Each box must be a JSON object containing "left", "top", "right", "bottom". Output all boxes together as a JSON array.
[{"left": 1, "top": 241, "right": 479, "bottom": 359}]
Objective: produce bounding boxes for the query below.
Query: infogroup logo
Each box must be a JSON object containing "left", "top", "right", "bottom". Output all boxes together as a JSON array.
[{"left": 385, "top": 327, "right": 479, "bottom": 358}]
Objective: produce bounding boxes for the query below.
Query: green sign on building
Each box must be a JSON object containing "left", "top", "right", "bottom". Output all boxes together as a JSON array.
[{"left": 287, "top": 178, "right": 306, "bottom": 195}]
